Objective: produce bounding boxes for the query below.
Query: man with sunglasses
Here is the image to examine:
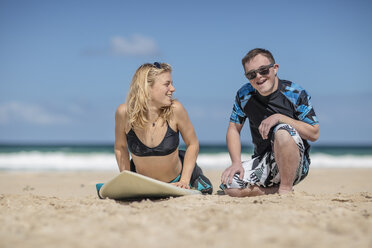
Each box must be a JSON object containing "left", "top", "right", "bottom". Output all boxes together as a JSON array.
[{"left": 221, "top": 48, "right": 319, "bottom": 196}]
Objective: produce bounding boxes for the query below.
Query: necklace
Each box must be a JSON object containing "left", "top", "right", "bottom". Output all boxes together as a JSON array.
[
  {"left": 151, "top": 116, "right": 160, "bottom": 127},
  {"left": 150, "top": 117, "right": 160, "bottom": 143}
]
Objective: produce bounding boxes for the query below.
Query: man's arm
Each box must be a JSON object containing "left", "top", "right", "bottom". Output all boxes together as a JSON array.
[
  {"left": 258, "top": 113, "right": 319, "bottom": 141},
  {"left": 258, "top": 114, "right": 319, "bottom": 142},
  {"left": 221, "top": 122, "right": 245, "bottom": 185},
  {"left": 279, "top": 115, "right": 319, "bottom": 141}
]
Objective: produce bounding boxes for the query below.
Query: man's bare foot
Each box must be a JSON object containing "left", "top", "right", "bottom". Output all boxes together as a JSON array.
[{"left": 278, "top": 188, "right": 294, "bottom": 195}]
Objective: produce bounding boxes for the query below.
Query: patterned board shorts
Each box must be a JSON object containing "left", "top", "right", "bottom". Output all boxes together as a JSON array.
[{"left": 222, "top": 124, "right": 310, "bottom": 189}]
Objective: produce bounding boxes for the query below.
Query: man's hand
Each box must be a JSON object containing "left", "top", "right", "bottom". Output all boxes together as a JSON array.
[
  {"left": 259, "top": 114, "right": 281, "bottom": 140},
  {"left": 221, "top": 163, "right": 244, "bottom": 185}
]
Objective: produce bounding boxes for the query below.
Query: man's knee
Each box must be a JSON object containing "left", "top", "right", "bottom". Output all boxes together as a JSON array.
[{"left": 274, "top": 129, "right": 297, "bottom": 148}]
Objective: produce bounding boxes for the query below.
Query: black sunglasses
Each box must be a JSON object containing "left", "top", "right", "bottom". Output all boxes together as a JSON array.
[
  {"left": 153, "top": 62, "right": 162, "bottom": 69},
  {"left": 245, "top": 64, "right": 274, "bottom": 80}
]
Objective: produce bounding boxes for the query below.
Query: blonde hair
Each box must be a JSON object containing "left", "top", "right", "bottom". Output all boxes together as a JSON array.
[{"left": 126, "top": 62, "right": 173, "bottom": 129}]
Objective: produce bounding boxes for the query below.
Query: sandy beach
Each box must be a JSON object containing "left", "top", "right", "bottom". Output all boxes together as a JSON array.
[{"left": 1, "top": 168, "right": 372, "bottom": 248}]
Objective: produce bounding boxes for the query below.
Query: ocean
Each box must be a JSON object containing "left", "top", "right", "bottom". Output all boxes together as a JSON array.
[{"left": 0, "top": 144, "right": 371, "bottom": 171}]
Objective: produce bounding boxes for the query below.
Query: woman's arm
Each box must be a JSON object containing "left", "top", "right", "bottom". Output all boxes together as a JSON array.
[
  {"left": 114, "top": 104, "right": 131, "bottom": 172},
  {"left": 173, "top": 101, "right": 199, "bottom": 188}
]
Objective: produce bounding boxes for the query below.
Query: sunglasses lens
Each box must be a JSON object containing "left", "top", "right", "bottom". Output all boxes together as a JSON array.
[
  {"left": 246, "top": 72, "right": 256, "bottom": 80},
  {"left": 258, "top": 68, "right": 270, "bottom": 76},
  {"left": 153, "top": 62, "right": 161, "bottom": 69},
  {"left": 245, "top": 64, "right": 273, "bottom": 80}
]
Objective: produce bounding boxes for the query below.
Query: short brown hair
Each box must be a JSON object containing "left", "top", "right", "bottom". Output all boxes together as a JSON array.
[{"left": 241, "top": 48, "right": 275, "bottom": 67}]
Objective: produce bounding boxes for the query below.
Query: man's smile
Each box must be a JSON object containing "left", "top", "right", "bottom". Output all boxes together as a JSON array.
[{"left": 256, "top": 79, "right": 267, "bottom": 86}]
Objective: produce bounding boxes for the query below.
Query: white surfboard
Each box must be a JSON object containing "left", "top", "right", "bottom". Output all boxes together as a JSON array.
[{"left": 97, "top": 170, "right": 201, "bottom": 200}]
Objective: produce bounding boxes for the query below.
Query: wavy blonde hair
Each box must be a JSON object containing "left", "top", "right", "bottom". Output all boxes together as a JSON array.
[{"left": 126, "top": 62, "right": 173, "bottom": 129}]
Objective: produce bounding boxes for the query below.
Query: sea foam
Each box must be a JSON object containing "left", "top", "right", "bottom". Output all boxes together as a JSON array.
[{"left": 0, "top": 152, "right": 372, "bottom": 171}]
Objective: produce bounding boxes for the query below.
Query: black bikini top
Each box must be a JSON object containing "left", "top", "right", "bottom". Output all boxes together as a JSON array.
[{"left": 126, "top": 122, "right": 179, "bottom": 157}]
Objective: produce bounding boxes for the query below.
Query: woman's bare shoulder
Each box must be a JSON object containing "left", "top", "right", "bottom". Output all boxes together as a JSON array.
[
  {"left": 115, "top": 103, "right": 131, "bottom": 133},
  {"left": 115, "top": 104, "right": 130, "bottom": 129},
  {"left": 172, "top": 100, "right": 187, "bottom": 115},
  {"left": 116, "top": 103, "right": 127, "bottom": 117},
  {"left": 171, "top": 100, "right": 190, "bottom": 126}
]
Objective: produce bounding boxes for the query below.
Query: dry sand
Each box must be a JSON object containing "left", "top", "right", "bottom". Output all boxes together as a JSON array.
[{"left": 1, "top": 168, "right": 371, "bottom": 248}]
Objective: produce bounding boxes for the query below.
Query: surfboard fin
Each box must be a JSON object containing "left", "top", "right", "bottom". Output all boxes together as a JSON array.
[{"left": 96, "top": 183, "right": 104, "bottom": 199}]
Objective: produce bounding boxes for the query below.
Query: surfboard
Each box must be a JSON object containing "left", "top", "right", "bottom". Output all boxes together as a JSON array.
[{"left": 97, "top": 170, "right": 201, "bottom": 200}]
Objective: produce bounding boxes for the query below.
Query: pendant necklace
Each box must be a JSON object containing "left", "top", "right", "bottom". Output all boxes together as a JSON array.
[
  {"left": 152, "top": 116, "right": 159, "bottom": 127},
  {"left": 150, "top": 116, "right": 160, "bottom": 143}
]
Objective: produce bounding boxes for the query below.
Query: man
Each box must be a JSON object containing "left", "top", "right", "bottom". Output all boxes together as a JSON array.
[{"left": 221, "top": 48, "right": 319, "bottom": 196}]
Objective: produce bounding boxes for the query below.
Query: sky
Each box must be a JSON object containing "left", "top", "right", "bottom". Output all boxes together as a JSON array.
[{"left": 1, "top": 0, "right": 372, "bottom": 145}]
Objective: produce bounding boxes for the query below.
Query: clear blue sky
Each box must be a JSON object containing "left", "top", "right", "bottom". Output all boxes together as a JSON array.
[{"left": 1, "top": 0, "right": 371, "bottom": 145}]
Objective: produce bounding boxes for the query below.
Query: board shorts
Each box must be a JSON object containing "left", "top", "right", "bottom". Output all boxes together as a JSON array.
[
  {"left": 221, "top": 124, "right": 309, "bottom": 190},
  {"left": 130, "top": 150, "right": 213, "bottom": 194}
]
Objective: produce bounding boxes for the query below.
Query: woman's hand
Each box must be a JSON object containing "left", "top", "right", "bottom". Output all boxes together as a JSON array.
[{"left": 171, "top": 180, "right": 190, "bottom": 189}]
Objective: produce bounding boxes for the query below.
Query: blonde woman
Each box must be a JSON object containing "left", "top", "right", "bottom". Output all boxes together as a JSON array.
[{"left": 114, "top": 62, "right": 212, "bottom": 194}]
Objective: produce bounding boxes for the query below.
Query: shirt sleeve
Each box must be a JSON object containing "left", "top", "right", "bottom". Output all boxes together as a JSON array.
[
  {"left": 296, "top": 91, "right": 319, "bottom": 126},
  {"left": 229, "top": 93, "right": 247, "bottom": 124}
]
